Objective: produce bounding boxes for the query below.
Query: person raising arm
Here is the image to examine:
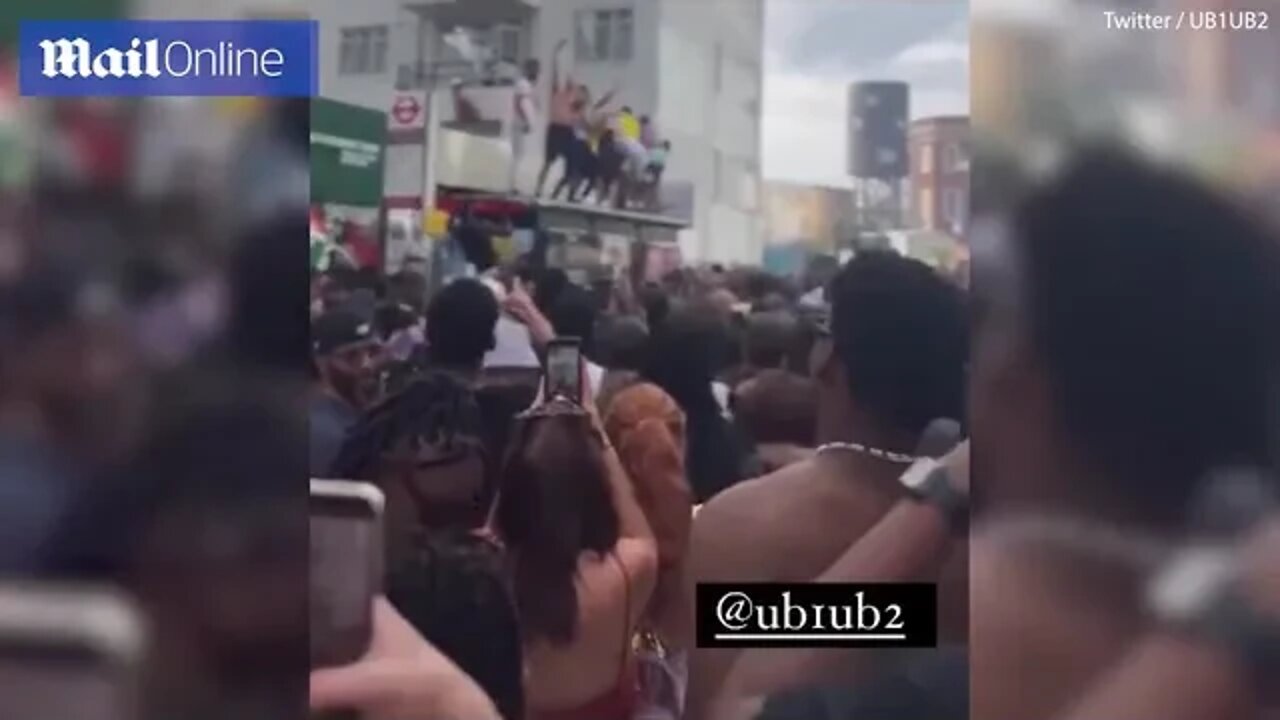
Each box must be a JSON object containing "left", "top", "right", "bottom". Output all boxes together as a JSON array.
[
  {"left": 535, "top": 40, "right": 575, "bottom": 197},
  {"left": 594, "top": 84, "right": 620, "bottom": 112},
  {"left": 493, "top": 364, "right": 657, "bottom": 720}
]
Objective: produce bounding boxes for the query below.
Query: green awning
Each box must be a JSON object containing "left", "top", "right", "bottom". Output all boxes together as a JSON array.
[{"left": 310, "top": 98, "right": 387, "bottom": 208}]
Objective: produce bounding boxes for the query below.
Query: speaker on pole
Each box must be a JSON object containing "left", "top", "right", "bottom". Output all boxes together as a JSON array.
[{"left": 847, "top": 81, "right": 910, "bottom": 180}]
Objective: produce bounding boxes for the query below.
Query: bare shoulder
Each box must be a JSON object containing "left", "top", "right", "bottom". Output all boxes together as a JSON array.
[
  {"left": 613, "top": 537, "right": 659, "bottom": 582},
  {"left": 576, "top": 541, "right": 658, "bottom": 610},
  {"left": 970, "top": 529, "right": 1085, "bottom": 631},
  {"left": 970, "top": 527, "right": 1141, "bottom": 719},
  {"left": 688, "top": 462, "right": 810, "bottom": 581},
  {"left": 692, "top": 463, "right": 803, "bottom": 536},
  {"left": 971, "top": 526, "right": 1141, "bottom": 629}
]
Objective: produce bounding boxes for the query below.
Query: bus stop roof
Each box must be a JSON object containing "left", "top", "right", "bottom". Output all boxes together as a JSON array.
[{"left": 440, "top": 191, "right": 690, "bottom": 230}]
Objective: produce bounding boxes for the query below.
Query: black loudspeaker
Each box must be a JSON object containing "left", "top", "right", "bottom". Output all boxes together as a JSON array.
[{"left": 847, "top": 82, "right": 909, "bottom": 179}]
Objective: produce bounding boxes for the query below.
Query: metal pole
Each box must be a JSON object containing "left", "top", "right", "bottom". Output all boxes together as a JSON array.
[
  {"left": 417, "top": 14, "right": 430, "bottom": 221},
  {"left": 422, "top": 80, "right": 438, "bottom": 212}
]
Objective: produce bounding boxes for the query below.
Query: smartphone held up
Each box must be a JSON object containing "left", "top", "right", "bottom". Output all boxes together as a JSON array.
[
  {"left": 309, "top": 480, "right": 385, "bottom": 670},
  {"left": 544, "top": 337, "right": 583, "bottom": 405}
]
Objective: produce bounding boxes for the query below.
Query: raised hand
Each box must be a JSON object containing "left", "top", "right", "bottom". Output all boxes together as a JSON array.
[{"left": 310, "top": 598, "right": 501, "bottom": 720}]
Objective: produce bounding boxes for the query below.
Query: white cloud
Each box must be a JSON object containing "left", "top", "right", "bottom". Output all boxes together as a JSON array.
[
  {"left": 761, "top": 70, "right": 854, "bottom": 187},
  {"left": 892, "top": 39, "right": 970, "bottom": 67}
]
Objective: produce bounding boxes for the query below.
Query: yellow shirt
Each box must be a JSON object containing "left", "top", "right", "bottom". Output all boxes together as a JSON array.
[{"left": 619, "top": 112, "right": 641, "bottom": 142}]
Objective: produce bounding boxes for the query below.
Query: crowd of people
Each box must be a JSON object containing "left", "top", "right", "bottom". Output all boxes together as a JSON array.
[
  {"left": 1, "top": 97, "right": 312, "bottom": 720},
  {"left": 3, "top": 90, "right": 1278, "bottom": 720},
  {"left": 308, "top": 144, "right": 1280, "bottom": 720},
  {"left": 512, "top": 39, "right": 670, "bottom": 211}
]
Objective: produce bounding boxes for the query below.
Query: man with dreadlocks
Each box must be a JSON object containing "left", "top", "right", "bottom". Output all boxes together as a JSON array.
[{"left": 329, "top": 371, "right": 494, "bottom": 568}]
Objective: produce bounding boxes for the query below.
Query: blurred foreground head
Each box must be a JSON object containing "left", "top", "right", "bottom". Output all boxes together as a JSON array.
[
  {"left": 0, "top": 254, "right": 146, "bottom": 572},
  {"left": 45, "top": 372, "right": 306, "bottom": 720},
  {"left": 971, "top": 147, "right": 1280, "bottom": 527},
  {"left": 0, "top": 253, "right": 143, "bottom": 466}
]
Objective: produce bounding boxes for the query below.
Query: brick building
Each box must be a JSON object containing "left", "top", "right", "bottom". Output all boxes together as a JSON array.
[
  {"left": 908, "top": 116, "right": 970, "bottom": 238},
  {"left": 1177, "top": 0, "right": 1279, "bottom": 129}
]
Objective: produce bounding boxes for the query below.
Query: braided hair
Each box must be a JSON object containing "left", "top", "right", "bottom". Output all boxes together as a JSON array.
[
  {"left": 329, "top": 372, "right": 493, "bottom": 525},
  {"left": 386, "top": 529, "right": 524, "bottom": 720}
]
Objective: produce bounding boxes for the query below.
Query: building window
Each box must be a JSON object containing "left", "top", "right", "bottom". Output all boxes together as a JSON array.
[
  {"left": 339, "top": 26, "right": 389, "bottom": 75},
  {"left": 919, "top": 187, "right": 935, "bottom": 228},
  {"left": 494, "top": 24, "right": 522, "bottom": 65},
  {"left": 575, "top": 8, "right": 634, "bottom": 62},
  {"left": 942, "top": 188, "right": 965, "bottom": 228},
  {"left": 943, "top": 142, "right": 967, "bottom": 172},
  {"left": 919, "top": 142, "right": 934, "bottom": 174}
]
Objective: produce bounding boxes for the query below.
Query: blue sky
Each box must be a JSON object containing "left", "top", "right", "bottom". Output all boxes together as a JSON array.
[{"left": 763, "top": 0, "right": 970, "bottom": 187}]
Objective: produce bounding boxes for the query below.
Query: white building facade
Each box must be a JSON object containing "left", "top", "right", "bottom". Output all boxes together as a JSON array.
[
  {"left": 135, "top": 0, "right": 767, "bottom": 264},
  {"left": 311, "top": 0, "right": 766, "bottom": 265}
]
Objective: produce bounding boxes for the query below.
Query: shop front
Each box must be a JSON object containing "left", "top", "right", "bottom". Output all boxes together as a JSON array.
[{"left": 310, "top": 98, "right": 387, "bottom": 271}]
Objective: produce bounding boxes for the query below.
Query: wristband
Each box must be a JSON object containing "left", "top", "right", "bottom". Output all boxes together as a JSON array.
[
  {"left": 1148, "top": 548, "right": 1280, "bottom": 703},
  {"left": 898, "top": 457, "right": 968, "bottom": 531}
]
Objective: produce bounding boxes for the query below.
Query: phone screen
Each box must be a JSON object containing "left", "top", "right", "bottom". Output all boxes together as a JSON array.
[
  {"left": 309, "top": 488, "right": 381, "bottom": 669},
  {"left": 545, "top": 340, "right": 582, "bottom": 402}
]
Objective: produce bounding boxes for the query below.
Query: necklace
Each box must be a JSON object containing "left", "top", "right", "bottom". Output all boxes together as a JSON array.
[
  {"left": 815, "top": 442, "right": 917, "bottom": 465},
  {"left": 982, "top": 514, "right": 1173, "bottom": 568}
]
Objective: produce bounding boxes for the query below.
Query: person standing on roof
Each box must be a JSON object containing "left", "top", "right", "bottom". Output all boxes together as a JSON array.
[
  {"left": 535, "top": 40, "right": 578, "bottom": 198},
  {"left": 509, "top": 58, "right": 540, "bottom": 194}
]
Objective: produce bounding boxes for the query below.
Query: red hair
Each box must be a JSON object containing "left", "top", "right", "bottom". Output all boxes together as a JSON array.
[{"left": 604, "top": 383, "right": 691, "bottom": 569}]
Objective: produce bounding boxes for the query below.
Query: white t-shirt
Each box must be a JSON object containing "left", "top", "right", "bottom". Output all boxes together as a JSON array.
[
  {"left": 513, "top": 77, "right": 536, "bottom": 133},
  {"left": 484, "top": 315, "right": 541, "bottom": 369},
  {"left": 481, "top": 313, "right": 605, "bottom": 397},
  {"left": 586, "top": 360, "right": 606, "bottom": 397}
]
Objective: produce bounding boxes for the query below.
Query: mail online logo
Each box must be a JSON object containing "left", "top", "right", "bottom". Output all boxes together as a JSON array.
[{"left": 19, "top": 20, "right": 318, "bottom": 97}]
